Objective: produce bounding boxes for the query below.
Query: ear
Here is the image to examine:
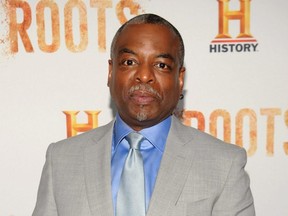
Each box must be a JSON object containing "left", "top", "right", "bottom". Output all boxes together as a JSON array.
[
  {"left": 107, "top": 59, "right": 113, "bottom": 87},
  {"left": 178, "top": 66, "right": 185, "bottom": 92}
]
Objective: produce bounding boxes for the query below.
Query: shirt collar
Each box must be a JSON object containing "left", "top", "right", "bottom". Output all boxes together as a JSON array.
[{"left": 113, "top": 113, "right": 172, "bottom": 153}]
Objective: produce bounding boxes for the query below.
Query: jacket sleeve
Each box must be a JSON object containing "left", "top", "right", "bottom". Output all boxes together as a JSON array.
[
  {"left": 32, "top": 143, "right": 58, "bottom": 216},
  {"left": 212, "top": 148, "right": 255, "bottom": 216}
]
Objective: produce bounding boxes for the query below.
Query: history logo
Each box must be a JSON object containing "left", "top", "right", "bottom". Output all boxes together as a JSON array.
[{"left": 210, "top": 0, "right": 258, "bottom": 53}]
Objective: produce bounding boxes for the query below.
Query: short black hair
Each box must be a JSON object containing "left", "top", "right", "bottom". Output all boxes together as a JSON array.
[{"left": 110, "top": 13, "right": 185, "bottom": 67}]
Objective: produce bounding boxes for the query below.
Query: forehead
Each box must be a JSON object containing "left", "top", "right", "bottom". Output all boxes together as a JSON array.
[{"left": 113, "top": 24, "right": 180, "bottom": 55}]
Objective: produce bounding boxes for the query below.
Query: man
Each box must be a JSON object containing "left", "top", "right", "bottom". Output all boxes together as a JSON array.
[{"left": 32, "top": 14, "right": 255, "bottom": 216}]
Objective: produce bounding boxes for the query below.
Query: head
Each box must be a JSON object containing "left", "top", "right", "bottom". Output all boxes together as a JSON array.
[{"left": 108, "top": 14, "right": 185, "bottom": 131}]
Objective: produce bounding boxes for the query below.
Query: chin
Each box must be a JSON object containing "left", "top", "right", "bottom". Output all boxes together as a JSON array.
[{"left": 135, "top": 112, "right": 149, "bottom": 122}]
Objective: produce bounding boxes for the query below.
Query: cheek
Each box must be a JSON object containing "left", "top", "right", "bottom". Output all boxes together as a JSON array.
[
  {"left": 111, "top": 78, "right": 130, "bottom": 101},
  {"left": 164, "top": 83, "right": 182, "bottom": 103},
  {"left": 160, "top": 79, "right": 181, "bottom": 95}
]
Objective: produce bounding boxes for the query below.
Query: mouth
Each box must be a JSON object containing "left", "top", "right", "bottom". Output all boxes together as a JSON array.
[
  {"left": 129, "top": 91, "right": 157, "bottom": 105},
  {"left": 128, "top": 84, "right": 161, "bottom": 105}
]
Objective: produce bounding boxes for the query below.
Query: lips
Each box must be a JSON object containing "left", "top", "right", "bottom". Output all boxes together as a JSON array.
[
  {"left": 127, "top": 84, "right": 162, "bottom": 105},
  {"left": 129, "top": 90, "right": 157, "bottom": 105}
]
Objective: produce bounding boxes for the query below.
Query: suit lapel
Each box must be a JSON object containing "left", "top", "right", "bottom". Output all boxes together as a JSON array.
[
  {"left": 84, "top": 121, "right": 114, "bottom": 216},
  {"left": 147, "top": 116, "right": 196, "bottom": 216},
  {"left": 82, "top": 117, "right": 195, "bottom": 216}
]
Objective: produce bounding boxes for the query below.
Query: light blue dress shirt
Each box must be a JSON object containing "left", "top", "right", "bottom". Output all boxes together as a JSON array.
[{"left": 111, "top": 113, "right": 171, "bottom": 214}]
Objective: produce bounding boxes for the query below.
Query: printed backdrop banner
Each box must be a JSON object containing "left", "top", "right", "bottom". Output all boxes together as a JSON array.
[{"left": 0, "top": 0, "right": 287, "bottom": 215}]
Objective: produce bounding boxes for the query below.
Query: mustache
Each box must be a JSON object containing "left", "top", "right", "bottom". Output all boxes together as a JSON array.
[{"left": 128, "top": 84, "right": 162, "bottom": 99}]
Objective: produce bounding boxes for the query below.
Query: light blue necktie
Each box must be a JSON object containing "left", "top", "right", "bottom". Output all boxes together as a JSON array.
[{"left": 117, "top": 132, "right": 146, "bottom": 216}]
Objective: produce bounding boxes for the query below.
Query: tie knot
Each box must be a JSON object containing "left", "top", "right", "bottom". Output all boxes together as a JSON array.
[{"left": 126, "top": 132, "right": 144, "bottom": 150}]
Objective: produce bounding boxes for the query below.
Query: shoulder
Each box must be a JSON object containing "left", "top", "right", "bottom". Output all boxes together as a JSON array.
[
  {"left": 171, "top": 115, "right": 247, "bottom": 161},
  {"left": 47, "top": 120, "right": 114, "bottom": 155}
]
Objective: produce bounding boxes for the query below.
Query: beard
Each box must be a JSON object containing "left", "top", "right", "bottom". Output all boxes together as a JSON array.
[
  {"left": 136, "top": 109, "right": 148, "bottom": 121},
  {"left": 128, "top": 84, "right": 161, "bottom": 122}
]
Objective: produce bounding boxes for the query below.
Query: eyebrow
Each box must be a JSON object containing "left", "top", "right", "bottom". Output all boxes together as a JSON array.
[
  {"left": 117, "top": 48, "right": 175, "bottom": 62},
  {"left": 118, "top": 48, "right": 136, "bottom": 55},
  {"left": 156, "top": 53, "right": 175, "bottom": 62}
]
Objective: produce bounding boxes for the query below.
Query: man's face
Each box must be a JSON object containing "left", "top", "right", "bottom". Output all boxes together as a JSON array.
[{"left": 108, "top": 23, "right": 185, "bottom": 131}]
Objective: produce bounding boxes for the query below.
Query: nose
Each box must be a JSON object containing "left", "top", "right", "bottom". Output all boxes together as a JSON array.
[{"left": 135, "top": 64, "right": 155, "bottom": 84}]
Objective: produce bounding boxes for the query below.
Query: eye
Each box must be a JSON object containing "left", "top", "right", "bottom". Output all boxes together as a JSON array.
[
  {"left": 123, "top": 59, "right": 136, "bottom": 66},
  {"left": 155, "top": 62, "right": 171, "bottom": 70}
]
